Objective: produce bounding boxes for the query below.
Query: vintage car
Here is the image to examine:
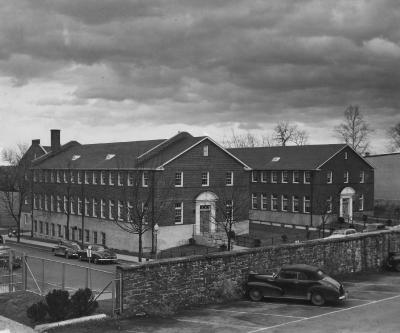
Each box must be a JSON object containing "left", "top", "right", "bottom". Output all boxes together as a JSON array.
[
  {"left": 77, "top": 244, "right": 118, "bottom": 264},
  {"left": 326, "top": 228, "right": 358, "bottom": 239},
  {"left": 363, "top": 223, "right": 387, "bottom": 233},
  {"left": 385, "top": 252, "right": 400, "bottom": 272},
  {"left": 247, "top": 264, "right": 347, "bottom": 306},
  {"left": 0, "top": 245, "right": 22, "bottom": 269},
  {"left": 52, "top": 240, "right": 82, "bottom": 259}
]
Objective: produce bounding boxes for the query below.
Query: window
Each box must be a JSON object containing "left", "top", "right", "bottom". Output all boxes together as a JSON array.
[
  {"left": 51, "top": 223, "right": 55, "bottom": 237},
  {"left": 93, "top": 231, "right": 98, "bottom": 244},
  {"left": 92, "top": 198, "right": 98, "bottom": 217},
  {"left": 109, "top": 200, "right": 114, "bottom": 220},
  {"left": 85, "top": 229, "right": 90, "bottom": 243},
  {"left": 118, "top": 172, "right": 122, "bottom": 186},
  {"left": 58, "top": 224, "right": 62, "bottom": 237},
  {"left": 101, "top": 171, "right": 106, "bottom": 185},
  {"left": 271, "top": 171, "right": 278, "bottom": 183},
  {"left": 33, "top": 170, "right": 38, "bottom": 183},
  {"left": 85, "top": 198, "right": 90, "bottom": 216},
  {"left": 38, "top": 194, "right": 42, "bottom": 210},
  {"left": 63, "top": 196, "right": 68, "bottom": 213},
  {"left": 174, "top": 202, "right": 183, "bottom": 224},
  {"left": 327, "top": 171, "right": 333, "bottom": 184},
  {"left": 359, "top": 194, "right": 364, "bottom": 211},
  {"left": 303, "top": 196, "right": 311, "bottom": 213},
  {"left": 201, "top": 172, "right": 209, "bottom": 186},
  {"left": 261, "top": 193, "right": 267, "bottom": 210},
  {"left": 101, "top": 232, "right": 106, "bottom": 246},
  {"left": 271, "top": 194, "right": 278, "bottom": 211},
  {"left": 44, "top": 194, "right": 48, "bottom": 211},
  {"left": 44, "top": 170, "right": 48, "bottom": 183},
  {"left": 77, "top": 171, "right": 82, "bottom": 184},
  {"left": 45, "top": 222, "right": 49, "bottom": 235},
  {"left": 70, "top": 171, "right": 75, "bottom": 183},
  {"left": 226, "top": 172, "right": 233, "bottom": 186},
  {"left": 100, "top": 199, "right": 105, "bottom": 218},
  {"left": 344, "top": 171, "right": 349, "bottom": 183},
  {"left": 50, "top": 195, "right": 54, "bottom": 212},
  {"left": 70, "top": 197, "right": 75, "bottom": 214},
  {"left": 360, "top": 171, "right": 365, "bottom": 183},
  {"left": 142, "top": 171, "right": 149, "bottom": 187},
  {"left": 261, "top": 171, "right": 267, "bottom": 183},
  {"left": 39, "top": 221, "right": 43, "bottom": 234},
  {"left": 85, "top": 171, "right": 90, "bottom": 184},
  {"left": 128, "top": 173, "right": 134, "bottom": 186},
  {"left": 56, "top": 170, "right": 61, "bottom": 183},
  {"left": 63, "top": 170, "right": 67, "bottom": 183},
  {"left": 304, "top": 171, "right": 311, "bottom": 184},
  {"left": 78, "top": 228, "right": 82, "bottom": 241},
  {"left": 252, "top": 171, "right": 258, "bottom": 182},
  {"left": 34, "top": 220, "right": 38, "bottom": 233},
  {"left": 142, "top": 203, "right": 148, "bottom": 224},
  {"left": 203, "top": 145, "right": 209, "bottom": 156},
  {"left": 93, "top": 171, "right": 98, "bottom": 185},
  {"left": 64, "top": 226, "right": 67, "bottom": 239},
  {"left": 175, "top": 172, "right": 183, "bottom": 187},
  {"left": 50, "top": 171, "right": 55, "bottom": 183},
  {"left": 345, "top": 151, "right": 348, "bottom": 160},
  {"left": 33, "top": 194, "right": 37, "bottom": 209},
  {"left": 281, "top": 171, "right": 289, "bottom": 183},
  {"left": 251, "top": 194, "right": 258, "bottom": 209},
  {"left": 282, "top": 195, "right": 289, "bottom": 211},
  {"left": 77, "top": 198, "right": 82, "bottom": 215},
  {"left": 293, "top": 171, "right": 300, "bottom": 183},
  {"left": 127, "top": 202, "right": 133, "bottom": 222},
  {"left": 57, "top": 196, "right": 62, "bottom": 212},
  {"left": 292, "top": 196, "right": 299, "bottom": 212},
  {"left": 24, "top": 197, "right": 28, "bottom": 205},
  {"left": 118, "top": 201, "right": 123, "bottom": 221},
  {"left": 327, "top": 197, "right": 332, "bottom": 213},
  {"left": 109, "top": 171, "right": 114, "bottom": 185}
]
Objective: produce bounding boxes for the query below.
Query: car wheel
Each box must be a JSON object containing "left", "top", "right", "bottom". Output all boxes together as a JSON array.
[
  {"left": 394, "top": 262, "right": 400, "bottom": 272},
  {"left": 93, "top": 257, "right": 99, "bottom": 264},
  {"left": 249, "top": 288, "right": 263, "bottom": 302},
  {"left": 65, "top": 252, "right": 70, "bottom": 259},
  {"left": 311, "top": 292, "right": 325, "bottom": 306}
]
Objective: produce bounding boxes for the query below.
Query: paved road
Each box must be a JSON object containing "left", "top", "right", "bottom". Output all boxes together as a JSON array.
[
  {"left": 5, "top": 242, "right": 118, "bottom": 298},
  {"left": 114, "top": 271, "right": 400, "bottom": 333}
]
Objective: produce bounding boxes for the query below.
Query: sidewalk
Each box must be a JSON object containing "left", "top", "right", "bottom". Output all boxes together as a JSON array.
[
  {"left": 3, "top": 236, "right": 141, "bottom": 263},
  {"left": 0, "top": 315, "right": 35, "bottom": 333}
]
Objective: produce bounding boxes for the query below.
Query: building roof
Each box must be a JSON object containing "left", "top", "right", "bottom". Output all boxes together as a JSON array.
[{"left": 228, "top": 144, "right": 347, "bottom": 170}]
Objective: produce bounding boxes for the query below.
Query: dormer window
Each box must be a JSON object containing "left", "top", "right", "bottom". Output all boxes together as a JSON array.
[
  {"left": 203, "top": 145, "right": 209, "bottom": 157},
  {"left": 272, "top": 157, "right": 280, "bottom": 162},
  {"left": 72, "top": 155, "right": 80, "bottom": 161},
  {"left": 105, "top": 154, "right": 115, "bottom": 160}
]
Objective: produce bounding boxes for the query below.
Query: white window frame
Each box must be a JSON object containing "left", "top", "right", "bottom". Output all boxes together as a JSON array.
[
  {"left": 304, "top": 171, "right": 311, "bottom": 184},
  {"left": 201, "top": 171, "right": 209, "bottom": 187},
  {"left": 127, "top": 201, "right": 133, "bottom": 222},
  {"left": 109, "top": 171, "right": 114, "bottom": 185},
  {"left": 109, "top": 200, "right": 114, "bottom": 220},
  {"left": 360, "top": 171, "right": 365, "bottom": 183},
  {"left": 251, "top": 193, "right": 258, "bottom": 209},
  {"left": 44, "top": 194, "right": 48, "bottom": 211},
  {"left": 174, "top": 202, "right": 183, "bottom": 224},
  {"left": 77, "top": 197, "right": 82, "bottom": 215},
  {"left": 344, "top": 171, "right": 349, "bottom": 184},
  {"left": 56, "top": 170, "right": 61, "bottom": 183},
  {"left": 271, "top": 171, "right": 278, "bottom": 183},
  {"left": 118, "top": 172, "right": 122, "bottom": 186},
  {"left": 261, "top": 193, "right": 267, "bottom": 210},
  {"left": 281, "top": 195, "right": 288, "bottom": 211},
  {"left": 63, "top": 170, "right": 67, "bottom": 183},
  {"left": 118, "top": 200, "right": 123, "bottom": 221},
  {"left": 70, "top": 197, "right": 75, "bottom": 214},
  {"left": 50, "top": 195, "right": 54, "bottom": 212},
  {"left": 226, "top": 171, "right": 233, "bottom": 186},
  {"left": 92, "top": 198, "right": 97, "bottom": 217},
  {"left": 203, "top": 145, "right": 209, "bottom": 156},
  {"left": 327, "top": 196, "right": 333, "bottom": 213},
  {"left": 128, "top": 173, "right": 134, "bottom": 186},
  {"left": 85, "top": 171, "right": 90, "bottom": 184},
  {"left": 175, "top": 172, "right": 183, "bottom": 187},
  {"left": 282, "top": 171, "right": 289, "bottom": 183},
  {"left": 345, "top": 151, "right": 348, "bottom": 160},
  {"left": 303, "top": 196, "right": 311, "bottom": 214},
  {"left": 261, "top": 171, "right": 267, "bottom": 183},
  {"left": 85, "top": 197, "right": 90, "bottom": 216},
  {"left": 70, "top": 171, "right": 75, "bottom": 184},
  {"left": 251, "top": 171, "right": 258, "bottom": 182},
  {"left": 101, "top": 171, "right": 106, "bottom": 185},
  {"left": 271, "top": 194, "right": 278, "bottom": 211},
  {"left": 293, "top": 171, "right": 300, "bottom": 184},
  {"left": 142, "top": 171, "right": 149, "bottom": 187},
  {"left": 77, "top": 171, "right": 82, "bottom": 184},
  {"left": 57, "top": 196, "right": 61, "bottom": 213},
  {"left": 63, "top": 196, "right": 68, "bottom": 213},
  {"left": 359, "top": 194, "right": 364, "bottom": 211},
  {"left": 93, "top": 171, "right": 98, "bottom": 185},
  {"left": 292, "top": 196, "right": 299, "bottom": 212},
  {"left": 327, "top": 171, "right": 333, "bottom": 184},
  {"left": 100, "top": 199, "right": 105, "bottom": 218}
]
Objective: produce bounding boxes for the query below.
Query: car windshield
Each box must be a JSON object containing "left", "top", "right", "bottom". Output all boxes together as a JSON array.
[
  {"left": 91, "top": 245, "right": 106, "bottom": 251},
  {"left": 68, "top": 243, "right": 81, "bottom": 250},
  {"left": 332, "top": 230, "right": 346, "bottom": 235},
  {"left": 316, "top": 270, "right": 327, "bottom": 280}
]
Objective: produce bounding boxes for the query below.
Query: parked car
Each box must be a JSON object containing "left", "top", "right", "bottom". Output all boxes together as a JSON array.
[
  {"left": 8, "top": 227, "right": 29, "bottom": 238},
  {"left": 52, "top": 240, "right": 82, "bottom": 259},
  {"left": 247, "top": 264, "right": 347, "bottom": 306},
  {"left": 326, "top": 228, "right": 358, "bottom": 239},
  {"left": 363, "top": 223, "right": 387, "bottom": 233},
  {"left": 385, "top": 252, "right": 400, "bottom": 272},
  {"left": 77, "top": 244, "right": 118, "bottom": 264},
  {"left": 0, "top": 245, "right": 22, "bottom": 269}
]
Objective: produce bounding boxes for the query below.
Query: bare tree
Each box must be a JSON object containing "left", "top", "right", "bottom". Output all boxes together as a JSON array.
[
  {"left": 335, "top": 105, "right": 373, "bottom": 154},
  {"left": 292, "top": 129, "right": 309, "bottom": 146},
  {"left": 1, "top": 143, "right": 30, "bottom": 242},
  {"left": 222, "top": 129, "right": 273, "bottom": 148},
  {"left": 211, "top": 187, "right": 250, "bottom": 251},
  {"left": 387, "top": 122, "right": 400, "bottom": 152},
  {"left": 273, "top": 121, "right": 309, "bottom": 146}
]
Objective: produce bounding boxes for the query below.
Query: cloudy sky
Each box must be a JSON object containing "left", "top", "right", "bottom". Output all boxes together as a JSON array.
[{"left": 1, "top": 0, "right": 399, "bottom": 161}]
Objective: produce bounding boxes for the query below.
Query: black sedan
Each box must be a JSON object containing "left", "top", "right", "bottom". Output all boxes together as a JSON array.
[
  {"left": 247, "top": 264, "right": 347, "bottom": 306},
  {"left": 52, "top": 240, "right": 82, "bottom": 259},
  {"left": 77, "top": 244, "right": 118, "bottom": 264}
]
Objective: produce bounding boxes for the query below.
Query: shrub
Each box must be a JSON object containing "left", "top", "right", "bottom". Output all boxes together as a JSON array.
[
  {"left": 45, "top": 289, "right": 71, "bottom": 322},
  {"left": 70, "top": 288, "right": 98, "bottom": 318},
  {"left": 26, "top": 301, "right": 47, "bottom": 324}
]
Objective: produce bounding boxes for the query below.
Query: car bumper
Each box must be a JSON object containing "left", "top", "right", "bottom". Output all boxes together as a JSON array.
[
  {"left": 97, "top": 258, "right": 117, "bottom": 262},
  {"left": 339, "top": 291, "right": 349, "bottom": 301}
]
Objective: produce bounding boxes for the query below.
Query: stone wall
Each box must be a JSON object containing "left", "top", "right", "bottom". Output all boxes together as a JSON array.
[{"left": 116, "top": 230, "right": 400, "bottom": 315}]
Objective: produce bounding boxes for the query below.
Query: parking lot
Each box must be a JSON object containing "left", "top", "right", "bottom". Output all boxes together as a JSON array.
[{"left": 117, "top": 271, "right": 400, "bottom": 333}]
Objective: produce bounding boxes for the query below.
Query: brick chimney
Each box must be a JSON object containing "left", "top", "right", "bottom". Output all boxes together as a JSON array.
[
  {"left": 51, "top": 129, "right": 61, "bottom": 152},
  {"left": 32, "top": 139, "right": 40, "bottom": 145}
]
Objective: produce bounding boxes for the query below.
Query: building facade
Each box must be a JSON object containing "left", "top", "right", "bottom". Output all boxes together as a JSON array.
[{"left": 229, "top": 144, "right": 374, "bottom": 227}]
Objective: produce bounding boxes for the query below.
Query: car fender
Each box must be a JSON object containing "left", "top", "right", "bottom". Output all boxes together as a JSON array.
[
  {"left": 307, "top": 285, "right": 337, "bottom": 300},
  {"left": 247, "top": 281, "right": 282, "bottom": 294}
]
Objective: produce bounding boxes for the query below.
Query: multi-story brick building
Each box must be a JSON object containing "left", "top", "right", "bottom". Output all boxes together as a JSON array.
[
  {"left": 27, "top": 130, "right": 251, "bottom": 252},
  {"left": 229, "top": 144, "right": 374, "bottom": 227}
]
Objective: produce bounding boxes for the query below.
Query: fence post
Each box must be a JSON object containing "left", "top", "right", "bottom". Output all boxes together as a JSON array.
[
  {"left": 61, "top": 262, "right": 65, "bottom": 290},
  {"left": 22, "top": 254, "right": 27, "bottom": 291},
  {"left": 41, "top": 258, "right": 45, "bottom": 295},
  {"left": 8, "top": 251, "right": 13, "bottom": 292},
  {"left": 85, "top": 267, "right": 89, "bottom": 289},
  {"left": 111, "top": 278, "right": 116, "bottom": 316}
]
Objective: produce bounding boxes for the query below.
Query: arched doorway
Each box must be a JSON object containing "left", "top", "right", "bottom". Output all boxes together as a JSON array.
[
  {"left": 195, "top": 192, "right": 218, "bottom": 234},
  {"left": 340, "top": 187, "right": 355, "bottom": 222}
]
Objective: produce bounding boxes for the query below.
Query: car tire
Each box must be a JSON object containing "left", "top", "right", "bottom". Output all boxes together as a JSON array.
[
  {"left": 395, "top": 263, "right": 400, "bottom": 272},
  {"left": 93, "top": 257, "right": 99, "bottom": 265},
  {"left": 311, "top": 292, "right": 325, "bottom": 306},
  {"left": 65, "top": 252, "right": 69, "bottom": 259},
  {"left": 249, "top": 288, "right": 263, "bottom": 302}
]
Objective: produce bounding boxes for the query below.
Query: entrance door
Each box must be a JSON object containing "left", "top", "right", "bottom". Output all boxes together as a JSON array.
[
  {"left": 200, "top": 205, "right": 211, "bottom": 233},
  {"left": 342, "top": 198, "right": 350, "bottom": 220}
]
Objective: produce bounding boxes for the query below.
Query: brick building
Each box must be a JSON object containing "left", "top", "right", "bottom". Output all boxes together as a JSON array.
[
  {"left": 229, "top": 144, "right": 374, "bottom": 227},
  {"left": 27, "top": 130, "right": 251, "bottom": 252}
]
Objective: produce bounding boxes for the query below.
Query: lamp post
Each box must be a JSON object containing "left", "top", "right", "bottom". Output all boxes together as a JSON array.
[{"left": 154, "top": 223, "right": 159, "bottom": 260}]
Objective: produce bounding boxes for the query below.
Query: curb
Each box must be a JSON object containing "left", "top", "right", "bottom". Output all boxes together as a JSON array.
[{"left": 34, "top": 314, "right": 108, "bottom": 332}]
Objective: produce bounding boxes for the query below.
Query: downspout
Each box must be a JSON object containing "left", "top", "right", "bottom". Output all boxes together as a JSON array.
[
  {"left": 30, "top": 169, "right": 34, "bottom": 238},
  {"left": 151, "top": 171, "right": 156, "bottom": 253},
  {"left": 310, "top": 170, "right": 314, "bottom": 227}
]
